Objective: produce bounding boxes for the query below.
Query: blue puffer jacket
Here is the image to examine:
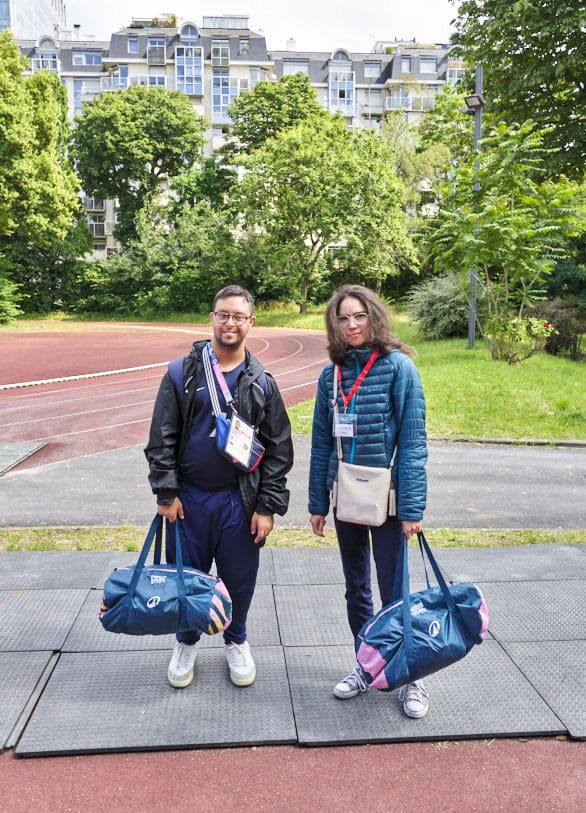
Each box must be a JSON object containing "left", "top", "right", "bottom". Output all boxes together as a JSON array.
[{"left": 308, "top": 347, "right": 427, "bottom": 521}]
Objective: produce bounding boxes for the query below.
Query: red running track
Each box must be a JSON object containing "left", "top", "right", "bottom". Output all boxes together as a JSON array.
[{"left": 0, "top": 323, "right": 328, "bottom": 470}]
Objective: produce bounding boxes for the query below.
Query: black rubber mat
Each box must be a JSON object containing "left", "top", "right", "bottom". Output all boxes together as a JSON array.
[
  {"left": 16, "top": 647, "right": 296, "bottom": 756},
  {"left": 0, "top": 589, "right": 88, "bottom": 651},
  {"left": 274, "top": 582, "right": 426, "bottom": 647},
  {"left": 63, "top": 585, "right": 280, "bottom": 652},
  {"left": 477, "top": 580, "right": 585, "bottom": 641},
  {"left": 0, "top": 551, "right": 123, "bottom": 590},
  {"left": 502, "top": 641, "right": 586, "bottom": 740},
  {"left": 435, "top": 543, "right": 586, "bottom": 583},
  {"left": 285, "top": 641, "right": 565, "bottom": 745},
  {"left": 272, "top": 547, "right": 344, "bottom": 584},
  {"left": 0, "top": 651, "right": 53, "bottom": 749}
]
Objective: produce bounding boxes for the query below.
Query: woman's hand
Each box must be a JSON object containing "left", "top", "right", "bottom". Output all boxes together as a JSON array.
[
  {"left": 310, "top": 514, "right": 327, "bottom": 537},
  {"left": 401, "top": 519, "right": 422, "bottom": 539}
]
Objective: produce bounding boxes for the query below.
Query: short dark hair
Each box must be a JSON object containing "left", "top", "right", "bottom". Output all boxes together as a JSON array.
[
  {"left": 212, "top": 285, "right": 255, "bottom": 315},
  {"left": 324, "top": 284, "right": 415, "bottom": 364}
]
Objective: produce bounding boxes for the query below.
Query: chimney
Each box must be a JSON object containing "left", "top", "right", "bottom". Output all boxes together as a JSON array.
[
  {"left": 74, "top": 23, "right": 81, "bottom": 41},
  {"left": 286, "top": 38, "right": 296, "bottom": 51}
]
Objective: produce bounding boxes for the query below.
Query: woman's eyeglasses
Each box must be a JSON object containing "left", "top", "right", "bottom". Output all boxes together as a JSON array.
[
  {"left": 337, "top": 311, "right": 368, "bottom": 326},
  {"left": 214, "top": 311, "right": 251, "bottom": 326}
]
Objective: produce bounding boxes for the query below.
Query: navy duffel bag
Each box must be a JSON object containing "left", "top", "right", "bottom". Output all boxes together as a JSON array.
[
  {"left": 356, "top": 531, "right": 489, "bottom": 691},
  {"left": 99, "top": 515, "right": 232, "bottom": 636}
]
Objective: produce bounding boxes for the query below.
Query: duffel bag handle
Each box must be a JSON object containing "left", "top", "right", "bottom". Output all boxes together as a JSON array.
[
  {"left": 399, "top": 531, "right": 459, "bottom": 674},
  {"left": 126, "top": 515, "right": 188, "bottom": 613}
]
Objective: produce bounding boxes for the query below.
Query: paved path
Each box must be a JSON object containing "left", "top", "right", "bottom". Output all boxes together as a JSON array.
[{"left": 1, "top": 437, "right": 584, "bottom": 529}]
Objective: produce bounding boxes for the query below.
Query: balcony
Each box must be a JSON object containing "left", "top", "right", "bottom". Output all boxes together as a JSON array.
[
  {"left": 100, "top": 76, "right": 129, "bottom": 91},
  {"left": 128, "top": 76, "right": 167, "bottom": 88},
  {"left": 147, "top": 46, "right": 166, "bottom": 66},
  {"left": 386, "top": 94, "right": 436, "bottom": 112}
]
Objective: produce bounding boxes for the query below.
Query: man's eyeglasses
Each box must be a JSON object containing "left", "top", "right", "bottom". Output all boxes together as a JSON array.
[
  {"left": 337, "top": 311, "right": 368, "bottom": 326},
  {"left": 214, "top": 311, "right": 251, "bottom": 326}
]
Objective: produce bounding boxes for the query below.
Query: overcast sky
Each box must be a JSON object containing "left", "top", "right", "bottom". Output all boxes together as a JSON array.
[{"left": 64, "top": 1, "right": 457, "bottom": 52}]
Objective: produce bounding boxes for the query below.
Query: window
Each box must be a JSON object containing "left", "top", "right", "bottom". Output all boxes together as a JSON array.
[
  {"left": 73, "top": 79, "right": 100, "bottom": 111},
  {"left": 420, "top": 57, "right": 437, "bottom": 74},
  {"left": 239, "top": 39, "right": 249, "bottom": 55},
  {"left": 212, "top": 40, "right": 230, "bottom": 67},
  {"left": 401, "top": 56, "right": 412, "bottom": 73},
  {"left": 364, "top": 61, "right": 381, "bottom": 79},
  {"left": 329, "top": 71, "right": 355, "bottom": 115},
  {"left": 250, "top": 67, "right": 268, "bottom": 86},
  {"left": 88, "top": 214, "right": 106, "bottom": 237},
  {"left": 127, "top": 36, "right": 138, "bottom": 54},
  {"left": 212, "top": 70, "right": 242, "bottom": 122},
  {"left": 282, "top": 60, "right": 309, "bottom": 76},
  {"left": 447, "top": 67, "right": 465, "bottom": 87},
  {"left": 72, "top": 51, "right": 102, "bottom": 66},
  {"left": 176, "top": 45, "right": 204, "bottom": 95},
  {"left": 180, "top": 25, "right": 198, "bottom": 46},
  {"left": 148, "top": 37, "right": 166, "bottom": 65}
]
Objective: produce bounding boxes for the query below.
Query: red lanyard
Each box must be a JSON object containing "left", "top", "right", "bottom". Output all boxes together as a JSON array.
[{"left": 337, "top": 349, "right": 379, "bottom": 409}]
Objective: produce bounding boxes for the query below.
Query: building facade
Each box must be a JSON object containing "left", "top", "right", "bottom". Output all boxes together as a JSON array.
[
  {"left": 1, "top": 0, "right": 65, "bottom": 39},
  {"left": 16, "top": 14, "right": 463, "bottom": 255}
]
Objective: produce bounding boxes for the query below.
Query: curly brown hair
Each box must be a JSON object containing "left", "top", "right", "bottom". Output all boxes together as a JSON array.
[{"left": 324, "top": 284, "right": 415, "bottom": 364}]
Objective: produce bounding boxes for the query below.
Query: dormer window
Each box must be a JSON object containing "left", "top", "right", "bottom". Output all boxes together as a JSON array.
[{"left": 180, "top": 25, "right": 199, "bottom": 46}]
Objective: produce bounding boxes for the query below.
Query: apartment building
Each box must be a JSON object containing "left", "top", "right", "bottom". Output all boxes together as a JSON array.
[
  {"left": 1, "top": 0, "right": 65, "bottom": 39},
  {"left": 16, "top": 14, "right": 463, "bottom": 254}
]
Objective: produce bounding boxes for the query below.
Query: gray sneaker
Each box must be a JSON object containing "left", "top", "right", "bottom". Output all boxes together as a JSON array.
[
  {"left": 167, "top": 641, "right": 198, "bottom": 688},
  {"left": 399, "top": 680, "right": 429, "bottom": 718},
  {"left": 334, "top": 665, "right": 368, "bottom": 699},
  {"left": 225, "top": 641, "right": 256, "bottom": 686}
]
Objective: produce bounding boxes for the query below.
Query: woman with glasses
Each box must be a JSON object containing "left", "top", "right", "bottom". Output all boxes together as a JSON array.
[{"left": 308, "top": 284, "right": 429, "bottom": 718}]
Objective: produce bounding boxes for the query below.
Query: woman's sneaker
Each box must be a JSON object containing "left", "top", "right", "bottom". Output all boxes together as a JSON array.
[
  {"left": 334, "top": 665, "right": 368, "bottom": 699},
  {"left": 167, "top": 641, "right": 199, "bottom": 688},
  {"left": 399, "top": 680, "right": 429, "bottom": 718}
]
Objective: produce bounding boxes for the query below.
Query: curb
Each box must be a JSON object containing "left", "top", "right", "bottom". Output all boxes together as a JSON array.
[{"left": 428, "top": 436, "right": 586, "bottom": 449}]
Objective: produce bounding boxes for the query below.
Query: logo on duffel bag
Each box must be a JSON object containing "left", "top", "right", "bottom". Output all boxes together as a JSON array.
[{"left": 146, "top": 595, "right": 161, "bottom": 608}]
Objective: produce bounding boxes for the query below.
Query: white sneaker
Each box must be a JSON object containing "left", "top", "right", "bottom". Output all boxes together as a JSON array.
[
  {"left": 225, "top": 641, "right": 256, "bottom": 686},
  {"left": 167, "top": 641, "right": 198, "bottom": 688},
  {"left": 399, "top": 680, "right": 429, "bottom": 718},
  {"left": 334, "top": 665, "right": 368, "bottom": 699}
]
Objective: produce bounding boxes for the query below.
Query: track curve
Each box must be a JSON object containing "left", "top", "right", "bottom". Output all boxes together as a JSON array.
[{"left": 0, "top": 323, "right": 328, "bottom": 469}]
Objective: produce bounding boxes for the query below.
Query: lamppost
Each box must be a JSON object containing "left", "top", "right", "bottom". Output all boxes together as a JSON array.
[{"left": 462, "top": 66, "right": 484, "bottom": 348}]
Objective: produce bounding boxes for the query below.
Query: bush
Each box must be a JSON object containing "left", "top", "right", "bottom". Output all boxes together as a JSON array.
[
  {"left": 406, "top": 273, "right": 480, "bottom": 339},
  {"left": 531, "top": 299, "right": 585, "bottom": 360},
  {"left": 0, "top": 275, "right": 23, "bottom": 323}
]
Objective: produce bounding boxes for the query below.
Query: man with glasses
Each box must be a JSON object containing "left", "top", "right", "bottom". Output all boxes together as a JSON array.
[{"left": 145, "top": 285, "right": 293, "bottom": 690}]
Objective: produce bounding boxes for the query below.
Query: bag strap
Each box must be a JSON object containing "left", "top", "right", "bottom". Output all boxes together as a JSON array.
[
  {"left": 126, "top": 515, "right": 187, "bottom": 612},
  {"left": 202, "top": 342, "right": 225, "bottom": 417}
]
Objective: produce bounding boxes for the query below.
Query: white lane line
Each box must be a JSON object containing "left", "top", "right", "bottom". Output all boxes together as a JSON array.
[
  {"left": 28, "top": 417, "right": 151, "bottom": 442},
  {"left": 0, "top": 399, "right": 156, "bottom": 428},
  {"left": 0, "top": 362, "right": 168, "bottom": 390}
]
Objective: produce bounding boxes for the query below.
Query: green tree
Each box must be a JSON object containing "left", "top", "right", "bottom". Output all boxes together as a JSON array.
[
  {"left": 72, "top": 85, "right": 206, "bottom": 244},
  {"left": 332, "top": 129, "right": 417, "bottom": 293},
  {"left": 227, "top": 73, "right": 327, "bottom": 153},
  {"left": 233, "top": 116, "right": 365, "bottom": 311},
  {"left": 426, "top": 120, "right": 582, "bottom": 361},
  {"left": 0, "top": 32, "right": 84, "bottom": 316},
  {"left": 451, "top": 0, "right": 586, "bottom": 179}
]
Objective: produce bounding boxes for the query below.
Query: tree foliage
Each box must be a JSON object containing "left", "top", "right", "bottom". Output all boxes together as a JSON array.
[
  {"left": 227, "top": 73, "right": 327, "bottom": 153},
  {"left": 426, "top": 119, "right": 582, "bottom": 360},
  {"left": 451, "top": 0, "right": 586, "bottom": 179},
  {"left": 72, "top": 85, "right": 206, "bottom": 244}
]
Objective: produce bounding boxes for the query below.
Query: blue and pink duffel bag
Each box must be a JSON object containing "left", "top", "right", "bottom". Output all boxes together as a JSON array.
[{"left": 356, "top": 531, "right": 489, "bottom": 691}]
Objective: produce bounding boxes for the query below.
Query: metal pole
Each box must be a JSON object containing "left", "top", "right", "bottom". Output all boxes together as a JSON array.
[{"left": 468, "top": 66, "right": 483, "bottom": 348}]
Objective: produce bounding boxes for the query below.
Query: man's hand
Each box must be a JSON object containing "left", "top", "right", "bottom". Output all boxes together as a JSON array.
[
  {"left": 157, "top": 497, "right": 184, "bottom": 523},
  {"left": 251, "top": 512, "right": 273, "bottom": 544}
]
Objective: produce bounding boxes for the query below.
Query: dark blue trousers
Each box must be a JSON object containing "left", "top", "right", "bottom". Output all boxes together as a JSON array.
[
  {"left": 167, "top": 483, "right": 260, "bottom": 646},
  {"left": 334, "top": 514, "right": 404, "bottom": 639}
]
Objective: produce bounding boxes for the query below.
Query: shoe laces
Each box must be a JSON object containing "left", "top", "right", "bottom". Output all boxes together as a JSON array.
[
  {"left": 175, "top": 642, "right": 194, "bottom": 670},
  {"left": 227, "top": 642, "right": 248, "bottom": 666},
  {"left": 401, "top": 680, "right": 429, "bottom": 703},
  {"left": 344, "top": 665, "right": 368, "bottom": 693}
]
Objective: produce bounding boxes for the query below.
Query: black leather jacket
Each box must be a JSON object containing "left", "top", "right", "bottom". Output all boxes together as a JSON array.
[{"left": 144, "top": 340, "right": 293, "bottom": 518}]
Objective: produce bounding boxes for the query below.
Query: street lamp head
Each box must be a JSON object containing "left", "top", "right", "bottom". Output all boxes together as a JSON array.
[{"left": 465, "top": 94, "right": 485, "bottom": 110}]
